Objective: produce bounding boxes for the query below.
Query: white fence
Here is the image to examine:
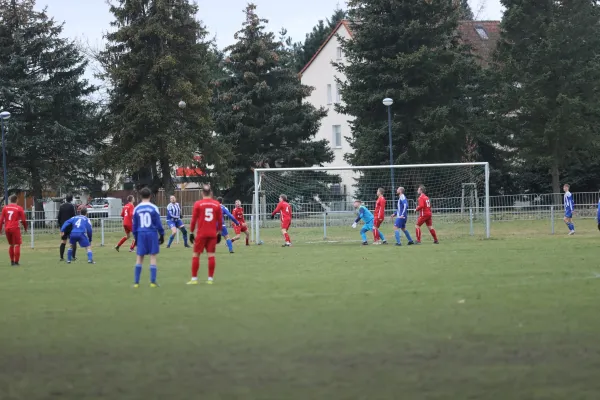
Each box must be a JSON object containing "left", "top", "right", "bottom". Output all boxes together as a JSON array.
[{"left": 11, "top": 193, "right": 600, "bottom": 247}]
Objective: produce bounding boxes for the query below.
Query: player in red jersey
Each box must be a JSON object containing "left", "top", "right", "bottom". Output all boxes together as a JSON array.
[
  {"left": 373, "top": 188, "right": 388, "bottom": 244},
  {"left": 188, "top": 185, "right": 223, "bottom": 284},
  {"left": 231, "top": 200, "right": 250, "bottom": 246},
  {"left": 115, "top": 195, "right": 136, "bottom": 252},
  {"left": 0, "top": 195, "right": 28, "bottom": 266},
  {"left": 415, "top": 185, "right": 438, "bottom": 244},
  {"left": 271, "top": 194, "right": 292, "bottom": 247}
]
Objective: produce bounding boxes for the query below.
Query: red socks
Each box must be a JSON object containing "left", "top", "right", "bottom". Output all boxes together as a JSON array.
[
  {"left": 430, "top": 228, "right": 438, "bottom": 241},
  {"left": 116, "top": 236, "right": 127, "bottom": 248},
  {"left": 130, "top": 239, "right": 136, "bottom": 250},
  {"left": 208, "top": 256, "right": 215, "bottom": 278},
  {"left": 284, "top": 233, "right": 291, "bottom": 243},
  {"left": 373, "top": 229, "right": 380, "bottom": 241},
  {"left": 416, "top": 227, "right": 422, "bottom": 242},
  {"left": 9, "top": 247, "right": 14, "bottom": 262},
  {"left": 245, "top": 237, "right": 249, "bottom": 245},
  {"left": 191, "top": 257, "right": 199, "bottom": 278},
  {"left": 14, "top": 246, "right": 20, "bottom": 263}
]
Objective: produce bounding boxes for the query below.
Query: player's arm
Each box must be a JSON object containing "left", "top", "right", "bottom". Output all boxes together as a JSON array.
[
  {"left": 190, "top": 204, "right": 199, "bottom": 233},
  {"left": 132, "top": 212, "right": 138, "bottom": 236},
  {"left": 121, "top": 207, "right": 125, "bottom": 219},
  {"left": 20, "top": 209, "right": 27, "bottom": 231},
  {"left": 354, "top": 207, "right": 363, "bottom": 224},
  {"left": 217, "top": 207, "right": 223, "bottom": 234},
  {"left": 166, "top": 204, "right": 173, "bottom": 220},
  {"left": 415, "top": 198, "right": 423, "bottom": 211},
  {"left": 400, "top": 200, "right": 407, "bottom": 218},
  {"left": 86, "top": 220, "right": 93, "bottom": 243},
  {"left": 0, "top": 209, "right": 5, "bottom": 232},
  {"left": 223, "top": 208, "right": 240, "bottom": 225},
  {"left": 152, "top": 210, "right": 165, "bottom": 236},
  {"left": 271, "top": 203, "right": 281, "bottom": 217}
]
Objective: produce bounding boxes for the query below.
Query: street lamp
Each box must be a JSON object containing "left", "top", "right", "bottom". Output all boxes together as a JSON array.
[
  {"left": 382, "top": 98, "right": 395, "bottom": 204},
  {"left": 0, "top": 111, "right": 10, "bottom": 205}
]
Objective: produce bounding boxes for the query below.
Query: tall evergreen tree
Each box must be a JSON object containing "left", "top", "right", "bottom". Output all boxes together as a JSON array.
[
  {"left": 490, "top": 0, "right": 600, "bottom": 193},
  {"left": 337, "top": 0, "right": 480, "bottom": 172},
  {"left": 0, "top": 0, "right": 101, "bottom": 210},
  {"left": 100, "top": 0, "right": 231, "bottom": 195},
  {"left": 213, "top": 3, "right": 334, "bottom": 202},
  {"left": 293, "top": 8, "right": 347, "bottom": 72},
  {"left": 459, "top": 0, "right": 474, "bottom": 20}
]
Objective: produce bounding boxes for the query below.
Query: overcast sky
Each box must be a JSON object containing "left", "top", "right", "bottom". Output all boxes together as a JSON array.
[{"left": 35, "top": 0, "right": 503, "bottom": 85}]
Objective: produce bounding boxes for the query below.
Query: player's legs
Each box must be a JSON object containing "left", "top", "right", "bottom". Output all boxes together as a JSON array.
[
  {"left": 190, "top": 238, "right": 206, "bottom": 283},
  {"left": 360, "top": 223, "right": 372, "bottom": 244},
  {"left": 564, "top": 214, "right": 575, "bottom": 234},
  {"left": 149, "top": 254, "right": 158, "bottom": 285},
  {"left": 67, "top": 235, "right": 78, "bottom": 262},
  {"left": 243, "top": 228, "right": 250, "bottom": 246},
  {"left": 77, "top": 236, "right": 94, "bottom": 263},
  {"left": 394, "top": 218, "right": 404, "bottom": 245},
  {"left": 116, "top": 226, "right": 131, "bottom": 250},
  {"left": 207, "top": 250, "right": 216, "bottom": 283},
  {"left": 231, "top": 225, "right": 242, "bottom": 242},
  {"left": 281, "top": 222, "right": 291, "bottom": 245},
  {"left": 59, "top": 234, "right": 68, "bottom": 260},
  {"left": 401, "top": 227, "right": 414, "bottom": 243},
  {"left": 222, "top": 226, "right": 234, "bottom": 253},
  {"left": 134, "top": 254, "right": 145, "bottom": 286},
  {"left": 425, "top": 218, "right": 438, "bottom": 243},
  {"left": 415, "top": 219, "right": 424, "bottom": 243},
  {"left": 167, "top": 221, "right": 177, "bottom": 247},
  {"left": 177, "top": 220, "right": 189, "bottom": 246}
]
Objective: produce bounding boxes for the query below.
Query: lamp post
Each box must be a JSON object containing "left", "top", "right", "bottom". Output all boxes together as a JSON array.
[
  {"left": 382, "top": 98, "right": 394, "bottom": 204},
  {"left": 0, "top": 111, "right": 10, "bottom": 205}
]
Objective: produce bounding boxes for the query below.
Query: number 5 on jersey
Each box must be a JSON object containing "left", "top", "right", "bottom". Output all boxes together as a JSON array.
[{"left": 205, "top": 208, "right": 213, "bottom": 221}]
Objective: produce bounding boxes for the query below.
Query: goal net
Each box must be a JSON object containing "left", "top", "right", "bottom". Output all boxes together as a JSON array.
[{"left": 252, "top": 163, "right": 489, "bottom": 243}]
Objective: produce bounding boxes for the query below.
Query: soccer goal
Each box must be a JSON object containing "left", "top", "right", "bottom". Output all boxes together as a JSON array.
[{"left": 252, "top": 162, "right": 490, "bottom": 243}]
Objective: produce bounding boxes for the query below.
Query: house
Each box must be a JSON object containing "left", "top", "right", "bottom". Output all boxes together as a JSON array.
[{"left": 299, "top": 19, "right": 500, "bottom": 198}]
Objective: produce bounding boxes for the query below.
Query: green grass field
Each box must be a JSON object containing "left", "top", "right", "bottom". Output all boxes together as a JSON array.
[{"left": 1, "top": 220, "right": 600, "bottom": 399}]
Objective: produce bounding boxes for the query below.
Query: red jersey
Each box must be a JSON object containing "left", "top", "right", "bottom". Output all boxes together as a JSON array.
[
  {"left": 1, "top": 204, "right": 27, "bottom": 231},
  {"left": 416, "top": 194, "right": 432, "bottom": 217},
  {"left": 374, "top": 196, "right": 386, "bottom": 220},
  {"left": 191, "top": 198, "right": 223, "bottom": 238},
  {"left": 232, "top": 206, "right": 246, "bottom": 225},
  {"left": 272, "top": 201, "right": 292, "bottom": 222},
  {"left": 121, "top": 203, "right": 134, "bottom": 226}
]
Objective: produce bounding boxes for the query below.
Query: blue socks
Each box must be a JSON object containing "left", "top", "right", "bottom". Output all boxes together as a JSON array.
[
  {"left": 134, "top": 264, "right": 142, "bottom": 284},
  {"left": 150, "top": 264, "right": 157, "bottom": 283},
  {"left": 87, "top": 250, "right": 93, "bottom": 262},
  {"left": 180, "top": 227, "right": 188, "bottom": 245},
  {"left": 395, "top": 230, "right": 401, "bottom": 244},
  {"left": 226, "top": 239, "right": 233, "bottom": 252},
  {"left": 404, "top": 230, "right": 413, "bottom": 242},
  {"left": 360, "top": 229, "right": 367, "bottom": 242},
  {"left": 379, "top": 231, "right": 386, "bottom": 241},
  {"left": 567, "top": 222, "right": 575, "bottom": 231},
  {"left": 168, "top": 234, "right": 175, "bottom": 247},
  {"left": 67, "top": 247, "right": 72, "bottom": 262}
]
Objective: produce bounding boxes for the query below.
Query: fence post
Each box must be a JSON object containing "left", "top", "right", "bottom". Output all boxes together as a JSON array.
[
  {"left": 551, "top": 205, "right": 555, "bottom": 234},
  {"left": 30, "top": 211, "right": 34, "bottom": 249},
  {"left": 323, "top": 212, "right": 327, "bottom": 240},
  {"left": 469, "top": 208, "right": 474, "bottom": 236},
  {"left": 101, "top": 219, "right": 105, "bottom": 246}
]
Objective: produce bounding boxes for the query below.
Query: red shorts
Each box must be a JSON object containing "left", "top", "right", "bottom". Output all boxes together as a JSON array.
[
  {"left": 123, "top": 225, "right": 132, "bottom": 234},
  {"left": 233, "top": 223, "right": 248, "bottom": 235},
  {"left": 194, "top": 236, "right": 217, "bottom": 254},
  {"left": 280, "top": 220, "right": 291, "bottom": 230},
  {"left": 417, "top": 215, "right": 432, "bottom": 227},
  {"left": 374, "top": 218, "right": 384, "bottom": 228},
  {"left": 5, "top": 229, "right": 22, "bottom": 245}
]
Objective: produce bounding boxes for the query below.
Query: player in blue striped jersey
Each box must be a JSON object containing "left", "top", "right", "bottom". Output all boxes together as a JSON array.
[
  {"left": 217, "top": 197, "right": 240, "bottom": 253},
  {"left": 352, "top": 200, "right": 374, "bottom": 245},
  {"left": 132, "top": 188, "right": 165, "bottom": 288},
  {"left": 563, "top": 184, "right": 575, "bottom": 235},
  {"left": 166, "top": 195, "right": 190, "bottom": 248},
  {"left": 391, "top": 187, "right": 414, "bottom": 246}
]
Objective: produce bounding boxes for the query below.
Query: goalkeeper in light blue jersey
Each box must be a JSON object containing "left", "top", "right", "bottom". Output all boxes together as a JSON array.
[{"left": 352, "top": 200, "right": 374, "bottom": 246}]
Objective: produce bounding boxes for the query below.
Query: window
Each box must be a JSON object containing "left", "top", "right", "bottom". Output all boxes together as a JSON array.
[
  {"left": 326, "top": 84, "right": 332, "bottom": 104},
  {"left": 475, "top": 26, "right": 488, "bottom": 40},
  {"left": 332, "top": 125, "right": 342, "bottom": 148},
  {"left": 336, "top": 46, "right": 342, "bottom": 60},
  {"left": 335, "top": 83, "right": 341, "bottom": 103}
]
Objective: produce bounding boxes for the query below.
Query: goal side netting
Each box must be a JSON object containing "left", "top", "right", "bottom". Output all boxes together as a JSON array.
[{"left": 252, "top": 163, "right": 489, "bottom": 244}]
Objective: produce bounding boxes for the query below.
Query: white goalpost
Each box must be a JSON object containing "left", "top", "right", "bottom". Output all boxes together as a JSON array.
[{"left": 252, "top": 162, "right": 490, "bottom": 243}]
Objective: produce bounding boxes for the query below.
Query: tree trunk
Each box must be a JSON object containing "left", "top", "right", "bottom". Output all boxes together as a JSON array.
[
  {"left": 30, "top": 167, "right": 45, "bottom": 228},
  {"left": 159, "top": 156, "right": 174, "bottom": 198},
  {"left": 551, "top": 160, "right": 561, "bottom": 206}
]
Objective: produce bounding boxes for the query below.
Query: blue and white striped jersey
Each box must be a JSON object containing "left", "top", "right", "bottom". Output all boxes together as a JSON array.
[
  {"left": 167, "top": 202, "right": 181, "bottom": 220},
  {"left": 395, "top": 194, "right": 408, "bottom": 218},
  {"left": 564, "top": 191, "right": 574, "bottom": 213}
]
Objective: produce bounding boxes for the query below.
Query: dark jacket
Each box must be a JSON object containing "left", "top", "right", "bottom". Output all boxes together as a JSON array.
[{"left": 58, "top": 202, "right": 77, "bottom": 228}]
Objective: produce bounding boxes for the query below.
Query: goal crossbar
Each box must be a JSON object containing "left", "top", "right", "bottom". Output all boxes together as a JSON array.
[{"left": 252, "top": 162, "right": 490, "bottom": 242}]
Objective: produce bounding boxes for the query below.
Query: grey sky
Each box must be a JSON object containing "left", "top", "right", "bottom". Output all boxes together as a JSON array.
[{"left": 36, "top": 0, "right": 503, "bottom": 85}]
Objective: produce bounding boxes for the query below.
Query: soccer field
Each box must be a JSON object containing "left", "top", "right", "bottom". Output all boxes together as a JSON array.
[{"left": 1, "top": 221, "right": 600, "bottom": 399}]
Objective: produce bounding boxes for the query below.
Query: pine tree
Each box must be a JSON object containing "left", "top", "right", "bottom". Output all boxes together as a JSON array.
[
  {"left": 0, "top": 0, "right": 101, "bottom": 212},
  {"left": 459, "top": 0, "right": 474, "bottom": 20},
  {"left": 293, "top": 8, "right": 347, "bottom": 72},
  {"left": 213, "top": 3, "right": 334, "bottom": 202},
  {"left": 337, "top": 0, "right": 480, "bottom": 172},
  {"left": 101, "top": 0, "right": 230, "bottom": 195},
  {"left": 490, "top": 0, "right": 600, "bottom": 193}
]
